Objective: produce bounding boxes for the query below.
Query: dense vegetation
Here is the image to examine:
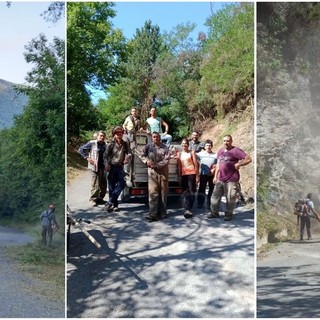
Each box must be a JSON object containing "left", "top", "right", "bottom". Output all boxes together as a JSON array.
[
  {"left": 0, "top": 4, "right": 65, "bottom": 229},
  {"left": 67, "top": 2, "right": 254, "bottom": 141}
]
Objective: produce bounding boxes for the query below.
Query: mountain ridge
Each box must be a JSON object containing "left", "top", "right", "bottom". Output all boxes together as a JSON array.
[{"left": 0, "top": 79, "right": 28, "bottom": 129}]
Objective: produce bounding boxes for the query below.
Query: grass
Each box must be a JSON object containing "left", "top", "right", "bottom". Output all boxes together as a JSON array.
[
  {"left": 67, "top": 144, "right": 86, "bottom": 181},
  {"left": 5, "top": 242, "right": 65, "bottom": 301},
  {"left": 257, "top": 208, "right": 299, "bottom": 241}
]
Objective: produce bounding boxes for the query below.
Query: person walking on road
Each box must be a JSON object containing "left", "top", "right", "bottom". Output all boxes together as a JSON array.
[
  {"left": 79, "top": 131, "right": 108, "bottom": 206},
  {"left": 141, "top": 132, "right": 170, "bottom": 222},
  {"left": 104, "top": 126, "right": 132, "bottom": 212},
  {"left": 177, "top": 138, "right": 199, "bottom": 218},
  {"left": 146, "top": 107, "right": 172, "bottom": 147},
  {"left": 300, "top": 193, "right": 320, "bottom": 240},
  {"left": 40, "top": 204, "right": 59, "bottom": 246},
  {"left": 196, "top": 139, "right": 217, "bottom": 210},
  {"left": 209, "top": 134, "right": 252, "bottom": 221}
]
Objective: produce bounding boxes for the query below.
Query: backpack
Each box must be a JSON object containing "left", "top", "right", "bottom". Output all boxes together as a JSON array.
[{"left": 294, "top": 199, "right": 308, "bottom": 216}]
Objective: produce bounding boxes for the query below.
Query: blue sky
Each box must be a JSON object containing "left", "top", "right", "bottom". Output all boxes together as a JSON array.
[
  {"left": 112, "top": 2, "right": 226, "bottom": 40},
  {"left": 0, "top": 2, "right": 65, "bottom": 84}
]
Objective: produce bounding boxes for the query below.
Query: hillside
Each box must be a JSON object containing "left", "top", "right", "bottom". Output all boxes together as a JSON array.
[
  {"left": 257, "top": 3, "right": 320, "bottom": 246},
  {"left": 0, "top": 79, "right": 27, "bottom": 129}
]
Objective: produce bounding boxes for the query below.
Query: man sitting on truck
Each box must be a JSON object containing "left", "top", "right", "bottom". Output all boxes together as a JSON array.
[
  {"left": 146, "top": 107, "right": 172, "bottom": 147},
  {"left": 123, "top": 107, "right": 142, "bottom": 150},
  {"left": 141, "top": 132, "right": 170, "bottom": 222}
]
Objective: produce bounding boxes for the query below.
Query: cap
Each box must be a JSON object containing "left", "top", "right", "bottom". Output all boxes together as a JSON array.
[{"left": 112, "top": 126, "right": 124, "bottom": 135}]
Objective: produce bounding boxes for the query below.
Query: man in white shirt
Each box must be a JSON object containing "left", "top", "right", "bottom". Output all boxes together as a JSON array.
[{"left": 146, "top": 107, "right": 172, "bottom": 146}]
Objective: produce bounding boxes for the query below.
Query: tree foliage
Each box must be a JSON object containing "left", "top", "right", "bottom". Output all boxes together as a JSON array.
[
  {"left": 67, "top": 2, "right": 126, "bottom": 137},
  {"left": 201, "top": 3, "right": 254, "bottom": 95},
  {"left": 71, "top": 2, "right": 254, "bottom": 141},
  {"left": 0, "top": 34, "right": 65, "bottom": 222}
]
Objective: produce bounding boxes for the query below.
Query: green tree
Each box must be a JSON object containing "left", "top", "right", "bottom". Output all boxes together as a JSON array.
[
  {"left": 67, "top": 2, "right": 126, "bottom": 138},
  {"left": 0, "top": 34, "right": 65, "bottom": 221},
  {"left": 200, "top": 3, "right": 254, "bottom": 117}
]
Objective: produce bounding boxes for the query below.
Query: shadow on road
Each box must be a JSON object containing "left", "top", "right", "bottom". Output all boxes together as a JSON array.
[
  {"left": 257, "top": 265, "right": 320, "bottom": 318},
  {"left": 67, "top": 200, "right": 254, "bottom": 318}
]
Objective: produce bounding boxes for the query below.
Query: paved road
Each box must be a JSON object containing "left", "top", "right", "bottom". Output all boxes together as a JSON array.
[
  {"left": 257, "top": 224, "right": 320, "bottom": 318},
  {"left": 0, "top": 226, "right": 65, "bottom": 318},
  {"left": 67, "top": 169, "right": 255, "bottom": 318}
]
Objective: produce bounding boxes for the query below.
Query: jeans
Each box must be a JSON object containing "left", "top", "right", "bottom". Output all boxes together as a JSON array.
[
  {"left": 160, "top": 133, "right": 172, "bottom": 147},
  {"left": 107, "top": 165, "right": 126, "bottom": 206}
]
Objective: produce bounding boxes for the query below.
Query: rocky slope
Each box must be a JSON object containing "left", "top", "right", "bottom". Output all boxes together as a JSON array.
[
  {"left": 0, "top": 79, "right": 27, "bottom": 129},
  {"left": 257, "top": 5, "right": 320, "bottom": 217}
]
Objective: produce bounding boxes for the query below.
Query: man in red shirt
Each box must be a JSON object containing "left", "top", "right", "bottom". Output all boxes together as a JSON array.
[{"left": 208, "top": 134, "right": 252, "bottom": 221}]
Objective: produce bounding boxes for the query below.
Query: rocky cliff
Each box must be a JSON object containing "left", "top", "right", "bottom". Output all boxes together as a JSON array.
[{"left": 257, "top": 3, "right": 320, "bottom": 216}]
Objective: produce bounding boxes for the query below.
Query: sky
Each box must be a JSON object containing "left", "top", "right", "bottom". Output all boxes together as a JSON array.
[
  {"left": 112, "top": 2, "right": 226, "bottom": 40},
  {"left": 0, "top": 1, "right": 229, "bottom": 96},
  {"left": 0, "top": 2, "right": 65, "bottom": 84}
]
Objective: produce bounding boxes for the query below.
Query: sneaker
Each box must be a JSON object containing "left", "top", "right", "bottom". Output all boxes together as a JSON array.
[
  {"left": 224, "top": 216, "right": 233, "bottom": 221},
  {"left": 90, "top": 199, "right": 98, "bottom": 207},
  {"left": 104, "top": 203, "right": 114, "bottom": 212},
  {"left": 300, "top": 236, "right": 303, "bottom": 241},
  {"left": 308, "top": 236, "right": 312, "bottom": 240},
  {"left": 207, "top": 212, "right": 219, "bottom": 219},
  {"left": 113, "top": 207, "right": 120, "bottom": 212},
  {"left": 96, "top": 198, "right": 107, "bottom": 205},
  {"left": 184, "top": 210, "right": 193, "bottom": 219},
  {"left": 145, "top": 214, "right": 159, "bottom": 222}
]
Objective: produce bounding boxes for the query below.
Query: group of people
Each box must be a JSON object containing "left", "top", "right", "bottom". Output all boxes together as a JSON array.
[{"left": 78, "top": 106, "right": 252, "bottom": 222}]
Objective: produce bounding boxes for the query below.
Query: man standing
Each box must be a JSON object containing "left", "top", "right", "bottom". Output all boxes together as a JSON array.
[
  {"left": 79, "top": 131, "right": 107, "bottom": 206},
  {"left": 123, "top": 107, "right": 142, "bottom": 149},
  {"left": 196, "top": 139, "right": 217, "bottom": 210},
  {"left": 40, "top": 204, "right": 59, "bottom": 246},
  {"left": 104, "top": 126, "right": 132, "bottom": 212},
  {"left": 189, "top": 131, "right": 203, "bottom": 153},
  {"left": 141, "top": 132, "right": 170, "bottom": 222},
  {"left": 300, "top": 193, "right": 320, "bottom": 240},
  {"left": 146, "top": 107, "right": 172, "bottom": 147},
  {"left": 209, "top": 134, "right": 252, "bottom": 221}
]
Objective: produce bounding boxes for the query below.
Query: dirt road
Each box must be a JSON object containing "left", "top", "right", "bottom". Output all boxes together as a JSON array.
[
  {"left": 67, "top": 169, "right": 255, "bottom": 318},
  {"left": 0, "top": 226, "right": 65, "bottom": 318},
  {"left": 257, "top": 226, "right": 320, "bottom": 318}
]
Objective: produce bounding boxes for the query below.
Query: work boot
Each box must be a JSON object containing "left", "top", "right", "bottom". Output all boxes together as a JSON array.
[
  {"left": 207, "top": 212, "right": 219, "bottom": 219},
  {"left": 145, "top": 214, "right": 159, "bottom": 222}
]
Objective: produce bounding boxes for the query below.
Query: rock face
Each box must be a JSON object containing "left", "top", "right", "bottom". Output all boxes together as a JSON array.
[
  {"left": 0, "top": 79, "right": 27, "bottom": 129},
  {"left": 257, "top": 3, "right": 320, "bottom": 214}
]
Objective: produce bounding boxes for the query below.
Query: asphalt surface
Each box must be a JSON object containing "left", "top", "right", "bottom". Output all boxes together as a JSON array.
[
  {"left": 257, "top": 225, "right": 320, "bottom": 318},
  {"left": 67, "top": 169, "right": 255, "bottom": 318},
  {"left": 0, "top": 226, "right": 65, "bottom": 318}
]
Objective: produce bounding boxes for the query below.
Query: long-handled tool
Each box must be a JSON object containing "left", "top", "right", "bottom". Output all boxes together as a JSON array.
[{"left": 67, "top": 205, "right": 101, "bottom": 249}]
